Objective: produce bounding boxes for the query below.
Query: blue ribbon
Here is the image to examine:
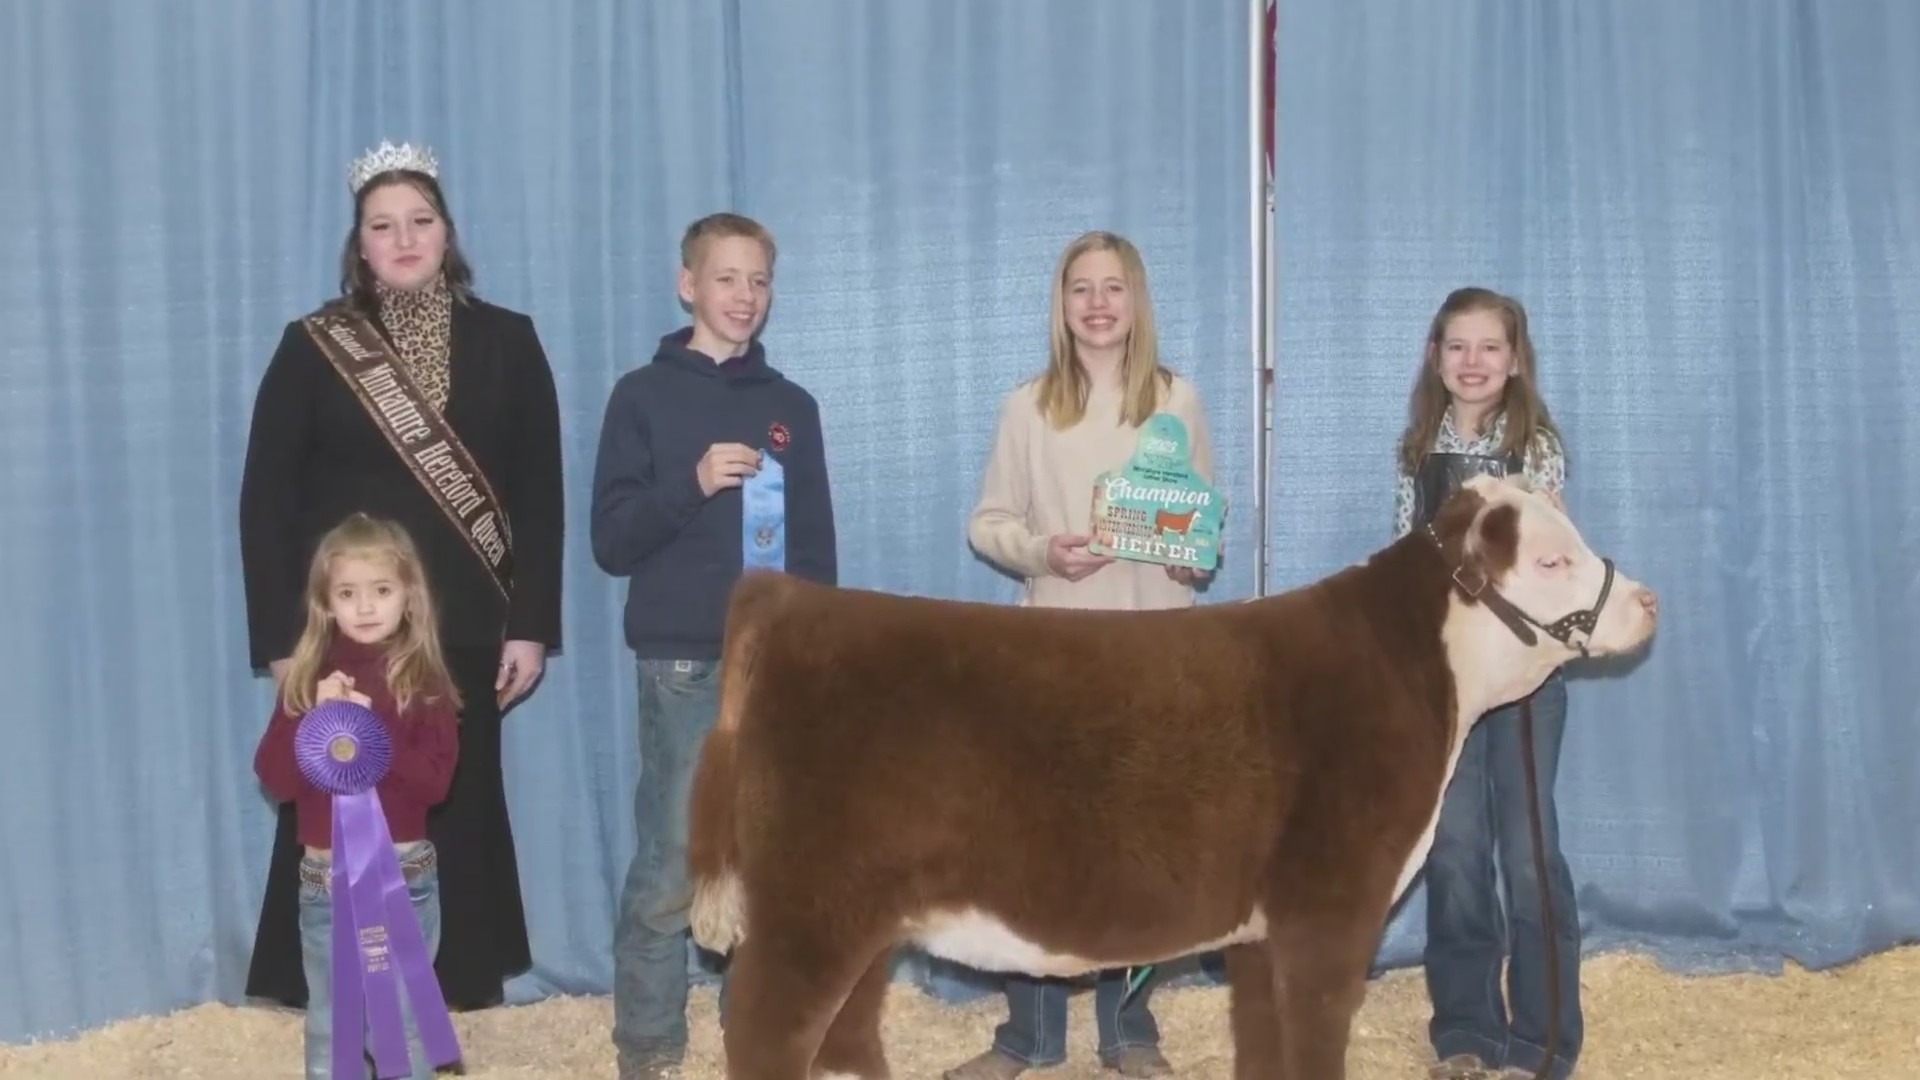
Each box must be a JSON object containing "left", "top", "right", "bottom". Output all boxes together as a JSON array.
[
  {"left": 1122, "top": 964, "right": 1154, "bottom": 1005},
  {"left": 295, "top": 700, "right": 462, "bottom": 1078},
  {"left": 742, "top": 448, "right": 786, "bottom": 572}
]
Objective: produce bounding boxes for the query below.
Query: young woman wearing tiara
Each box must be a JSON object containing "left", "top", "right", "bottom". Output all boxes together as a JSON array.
[{"left": 238, "top": 139, "right": 566, "bottom": 1013}]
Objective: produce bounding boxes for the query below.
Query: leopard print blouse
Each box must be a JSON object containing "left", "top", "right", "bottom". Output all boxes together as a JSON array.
[{"left": 374, "top": 278, "right": 453, "bottom": 413}]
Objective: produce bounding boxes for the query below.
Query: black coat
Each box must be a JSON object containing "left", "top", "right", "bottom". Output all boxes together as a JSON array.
[{"left": 238, "top": 296, "right": 565, "bottom": 668}]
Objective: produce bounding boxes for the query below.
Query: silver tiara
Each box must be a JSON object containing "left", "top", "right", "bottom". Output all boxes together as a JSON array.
[{"left": 348, "top": 139, "right": 439, "bottom": 193}]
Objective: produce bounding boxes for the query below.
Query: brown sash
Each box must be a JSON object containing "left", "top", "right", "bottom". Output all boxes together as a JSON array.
[{"left": 302, "top": 309, "right": 514, "bottom": 600}]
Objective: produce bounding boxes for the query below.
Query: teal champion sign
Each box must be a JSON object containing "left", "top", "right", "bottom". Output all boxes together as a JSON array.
[{"left": 1086, "top": 413, "right": 1225, "bottom": 571}]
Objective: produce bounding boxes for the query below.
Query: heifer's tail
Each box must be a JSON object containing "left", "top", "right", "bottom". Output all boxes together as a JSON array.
[
  {"left": 687, "top": 576, "right": 779, "bottom": 954},
  {"left": 686, "top": 726, "right": 745, "bottom": 954}
]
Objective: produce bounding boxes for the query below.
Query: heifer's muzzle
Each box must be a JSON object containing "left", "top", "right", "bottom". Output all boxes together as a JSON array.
[{"left": 1425, "top": 523, "right": 1616, "bottom": 656}]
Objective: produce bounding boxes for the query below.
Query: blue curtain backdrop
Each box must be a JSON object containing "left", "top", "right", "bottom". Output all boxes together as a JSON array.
[
  {"left": 0, "top": 0, "right": 1253, "bottom": 1043},
  {"left": 1269, "top": 0, "right": 1920, "bottom": 976},
  {"left": 6, "top": 0, "right": 1918, "bottom": 1053}
]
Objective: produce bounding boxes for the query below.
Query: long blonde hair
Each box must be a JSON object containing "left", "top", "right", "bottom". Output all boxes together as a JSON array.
[
  {"left": 1034, "top": 231, "right": 1172, "bottom": 430},
  {"left": 1397, "top": 286, "right": 1563, "bottom": 475},
  {"left": 279, "top": 513, "right": 461, "bottom": 718}
]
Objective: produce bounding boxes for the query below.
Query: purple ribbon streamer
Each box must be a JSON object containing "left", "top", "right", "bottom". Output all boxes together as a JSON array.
[{"left": 297, "top": 700, "right": 462, "bottom": 1078}]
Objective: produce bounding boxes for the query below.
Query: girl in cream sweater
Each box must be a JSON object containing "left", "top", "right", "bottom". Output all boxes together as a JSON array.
[{"left": 948, "top": 231, "right": 1218, "bottom": 1080}]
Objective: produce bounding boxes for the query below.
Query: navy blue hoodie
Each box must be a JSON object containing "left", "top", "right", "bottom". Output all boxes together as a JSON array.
[{"left": 589, "top": 328, "right": 837, "bottom": 658}]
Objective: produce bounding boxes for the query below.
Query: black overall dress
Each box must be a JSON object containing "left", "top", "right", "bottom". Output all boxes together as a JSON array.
[{"left": 1411, "top": 450, "right": 1524, "bottom": 531}]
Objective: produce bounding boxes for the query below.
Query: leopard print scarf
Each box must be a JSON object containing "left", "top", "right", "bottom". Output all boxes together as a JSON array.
[{"left": 374, "top": 277, "right": 453, "bottom": 413}]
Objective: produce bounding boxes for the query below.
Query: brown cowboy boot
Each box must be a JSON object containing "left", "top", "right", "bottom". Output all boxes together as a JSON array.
[
  {"left": 1102, "top": 1045, "right": 1175, "bottom": 1077},
  {"left": 942, "top": 1048, "right": 1031, "bottom": 1080},
  {"left": 1429, "top": 1053, "right": 1492, "bottom": 1079}
]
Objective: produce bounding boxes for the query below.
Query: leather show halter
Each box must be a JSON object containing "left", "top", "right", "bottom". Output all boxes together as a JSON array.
[
  {"left": 1427, "top": 519, "right": 1617, "bottom": 1080},
  {"left": 1425, "top": 520, "right": 1616, "bottom": 657}
]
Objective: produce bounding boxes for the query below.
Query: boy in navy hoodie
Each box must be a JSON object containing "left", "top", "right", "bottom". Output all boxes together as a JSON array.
[{"left": 593, "top": 212, "right": 837, "bottom": 1079}]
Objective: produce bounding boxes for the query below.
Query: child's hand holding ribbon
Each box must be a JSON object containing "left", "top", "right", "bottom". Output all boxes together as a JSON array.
[
  {"left": 697, "top": 442, "right": 763, "bottom": 497},
  {"left": 316, "top": 671, "right": 371, "bottom": 707}
]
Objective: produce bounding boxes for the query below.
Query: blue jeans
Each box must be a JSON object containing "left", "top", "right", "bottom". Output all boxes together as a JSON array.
[
  {"left": 1423, "top": 672, "right": 1583, "bottom": 1079},
  {"left": 297, "top": 843, "right": 442, "bottom": 1080},
  {"left": 992, "top": 969, "right": 1161, "bottom": 1066},
  {"left": 613, "top": 658, "right": 728, "bottom": 1068}
]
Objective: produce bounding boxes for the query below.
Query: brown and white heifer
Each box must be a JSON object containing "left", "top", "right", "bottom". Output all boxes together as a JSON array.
[{"left": 686, "top": 475, "right": 1658, "bottom": 1079}]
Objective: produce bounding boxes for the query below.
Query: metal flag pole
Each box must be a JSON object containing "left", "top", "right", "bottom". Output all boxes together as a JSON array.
[
  {"left": 1252, "top": 0, "right": 1275, "bottom": 599},
  {"left": 1124, "top": 0, "right": 1273, "bottom": 1000}
]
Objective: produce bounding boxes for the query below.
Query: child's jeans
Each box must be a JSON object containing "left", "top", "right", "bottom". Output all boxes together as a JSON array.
[
  {"left": 613, "top": 658, "right": 728, "bottom": 1072},
  {"left": 992, "top": 968, "right": 1162, "bottom": 1067},
  {"left": 1423, "top": 672, "right": 1583, "bottom": 1080},
  {"left": 298, "top": 842, "right": 443, "bottom": 1080}
]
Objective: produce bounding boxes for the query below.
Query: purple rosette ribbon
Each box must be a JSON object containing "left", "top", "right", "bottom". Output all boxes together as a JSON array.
[{"left": 296, "top": 699, "right": 462, "bottom": 1078}]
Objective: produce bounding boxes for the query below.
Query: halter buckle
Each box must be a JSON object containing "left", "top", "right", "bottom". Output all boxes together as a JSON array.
[{"left": 1451, "top": 565, "right": 1488, "bottom": 598}]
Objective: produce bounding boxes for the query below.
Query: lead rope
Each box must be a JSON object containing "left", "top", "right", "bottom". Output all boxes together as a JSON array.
[{"left": 1519, "top": 696, "right": 1560, "bottom": 1080}]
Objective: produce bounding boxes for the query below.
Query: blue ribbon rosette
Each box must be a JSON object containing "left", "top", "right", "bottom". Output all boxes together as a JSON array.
[
  {"left": 741, "top": 448, "right": 786, "bottom": 572},
  {"left": 294, "top": 699, "right": 462, "bottom": 1078}
]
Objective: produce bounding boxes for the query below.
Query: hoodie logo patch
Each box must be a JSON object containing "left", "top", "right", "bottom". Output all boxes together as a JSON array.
[{"left": 768, "top": 422, "right": 791, "bottom": 452}]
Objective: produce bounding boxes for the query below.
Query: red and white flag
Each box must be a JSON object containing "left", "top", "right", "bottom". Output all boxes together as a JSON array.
[{"left": 1264, "top": 0, "right": 1276, "bottom": 189}]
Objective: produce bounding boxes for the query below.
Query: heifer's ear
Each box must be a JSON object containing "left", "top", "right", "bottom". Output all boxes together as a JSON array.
[
  {"left": 1427, "top": 487, "right": 1485, "bottom": 566},
  {"left": 1462, "top": 502, "right": 1522, "bottom": 589}
]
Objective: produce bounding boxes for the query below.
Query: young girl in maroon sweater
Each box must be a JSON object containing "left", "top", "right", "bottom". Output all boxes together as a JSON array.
[{"left": 253, "top": 512, "right": 461, "bottom": 1080}]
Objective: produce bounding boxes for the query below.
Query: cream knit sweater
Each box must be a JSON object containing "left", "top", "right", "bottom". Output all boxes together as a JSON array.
[{"left": 967, "top": 371, "right": 1217, "bottom": 612}]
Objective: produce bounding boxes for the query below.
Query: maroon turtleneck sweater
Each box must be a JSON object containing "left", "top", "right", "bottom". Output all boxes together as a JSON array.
[{"left": 253, "top": 632, "right": 461, "bottom": 849}]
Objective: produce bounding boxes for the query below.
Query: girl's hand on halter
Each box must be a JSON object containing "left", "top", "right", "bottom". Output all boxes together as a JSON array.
[{"left": 1045, "top": 533, "right": 1115, "bottom": 581}]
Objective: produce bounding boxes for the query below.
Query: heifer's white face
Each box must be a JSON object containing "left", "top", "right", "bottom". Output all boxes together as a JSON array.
[
  {"left": 1446, "top": 474, "right": 1659, "bottom": 712},
  {"left": 1391, "top": 475, "right": 1659, "bottom": 907}
]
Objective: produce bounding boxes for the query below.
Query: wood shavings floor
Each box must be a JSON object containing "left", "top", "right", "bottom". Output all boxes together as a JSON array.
[{"left": 2, "top": 946, "right": 1915, "bottom": 1078}]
